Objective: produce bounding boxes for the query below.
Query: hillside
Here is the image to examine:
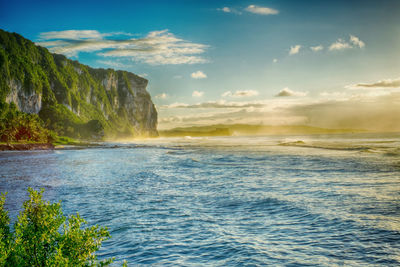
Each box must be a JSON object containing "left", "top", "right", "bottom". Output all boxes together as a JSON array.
[{"left": 0, "top": 29, "right": 157, "bottom": 140}]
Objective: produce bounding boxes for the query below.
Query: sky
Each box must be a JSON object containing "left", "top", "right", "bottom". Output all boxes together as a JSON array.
[{"left": 1, "top": 0, "right": 400, "bottom": 131}]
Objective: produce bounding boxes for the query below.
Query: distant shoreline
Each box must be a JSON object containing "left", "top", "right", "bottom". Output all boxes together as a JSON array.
[{"left": 159, "top": 124, "right": 368, "bottom": 138}]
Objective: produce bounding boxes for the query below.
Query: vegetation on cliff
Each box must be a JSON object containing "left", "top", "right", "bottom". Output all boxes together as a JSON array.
[
  {"left": 0, "top": 102, "right": 54, "bottom": 143},
  {"left": 0, "top": 29, "right": 157, "bottom": 141}
]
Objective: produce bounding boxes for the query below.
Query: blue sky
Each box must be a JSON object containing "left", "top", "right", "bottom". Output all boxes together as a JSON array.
[{"left": 1, "top": 0, "right": 400, "bottom": 130}]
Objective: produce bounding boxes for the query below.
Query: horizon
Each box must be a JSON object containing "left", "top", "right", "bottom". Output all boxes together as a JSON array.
[{"left": 1, "top": 0, "right": 399, "bottom": 131}]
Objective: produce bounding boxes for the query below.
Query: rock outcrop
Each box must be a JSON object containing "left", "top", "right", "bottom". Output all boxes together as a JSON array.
[{"left": 0, "top": 29, "right": 158, "bottom": 139}]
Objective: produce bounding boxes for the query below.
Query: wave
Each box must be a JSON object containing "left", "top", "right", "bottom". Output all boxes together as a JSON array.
[{"left": 278, "top": 139, "right": 400, "bottom": 156}]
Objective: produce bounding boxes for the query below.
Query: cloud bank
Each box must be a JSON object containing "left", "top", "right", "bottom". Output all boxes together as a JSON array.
[
  {"left": 159, "top": 75, "right": 400, "bottom": 132},
  {"left": 159, "top": 92, "right": 400, "bottom": 132},
  {"left": 346, "top": 77, "right": 400, "bottom": 89},
  {"left": 161, "top": 100, "right": 265, "bottom": 109},
  {"left": 37, "top": 29, "right": 209, "bottom": 65},
  {"left": 39, "top": 30, "right": 110, "bottom": 40}
]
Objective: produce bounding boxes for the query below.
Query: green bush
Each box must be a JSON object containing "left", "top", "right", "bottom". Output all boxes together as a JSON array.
[
  {"left": 0, "top": 102, "right": 54, "bottom": 143},
  {"left": 0, "top": 188, "right": 114, "bottom": 266}
]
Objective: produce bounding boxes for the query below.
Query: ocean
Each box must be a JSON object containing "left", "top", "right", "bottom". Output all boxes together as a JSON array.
[{"left": 1, "top": 133, "right": 400, "bottom": 266}]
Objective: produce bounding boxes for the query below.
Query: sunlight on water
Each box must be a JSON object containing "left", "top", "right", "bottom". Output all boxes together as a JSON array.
[{"left": 1, "top": 133, "right": 399, "bottom": 266}]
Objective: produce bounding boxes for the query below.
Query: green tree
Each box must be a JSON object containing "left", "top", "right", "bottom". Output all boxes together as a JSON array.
[
  {"left": 0, "top": 188, "right": 114, "bottom": 266},
  {"left": 0, "top": 102, "right": 54, "bottom": 143}
]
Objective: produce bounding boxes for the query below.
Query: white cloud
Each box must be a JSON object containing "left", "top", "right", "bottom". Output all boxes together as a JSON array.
[
  {"left": 191, "top": 71, "right": 207, "bottom": 79},
  {"left": 245, "top": 5, "right": 279, "bottom": 15},
  {"left": 192, "top": 91, "right": 204, "bottom": 97},
  {"left": 217, "top": 6, "right": 242, "bottom": 14},
  {"left": 97, "top": 60, "right": 129, "bottom": 69},
  {"left": 284, "top": 35, "right": 364, "bottom": 56},
  {"left": 37, "top": 29, "right": 209, "bottom": 65},
  {"left": 350, "top": 35, "right": 365, "bottom": 48},
  {"left": 273, "top": 58, "right": 278, "bottom": 63},
  {"left": 346, "top": 77, "right": 400, "bottom": 89},
  {"left": 275, "top": 87, "right": 307, "bottom": 97},
  {"left": 155, "top": 93, "right": 168, "bottom": 99},
  {"left": 163, "top": 102, "right": 189, "bottom": 108},
  {"left": 38, "top": 30, "right": 105, "bottom": 40},
  {"left": 319, "top": 91, "right": 349, "bottom": 99},
  {"left": 310, "top": 45, "right": 323, "bottom": 52},
  {"left": 328, "top": 35, "right": 365, "bottom": 51},
  {"left": 37, "top": 39, "right": 117, "bottom": 57},
  {"left": 221, "top": 91, "right": 232, "bottom": 97},
  {"left": 161, "top": 100, "right": 265, "bottom": 109},
  {"left": 38, "top": 30, "right": 134, "bottom": 40},
  {"left": 329, "top": 38, "right": 351, "bottom": 51},
  {"left": 222, "top": 90, "right": 259, "bottom": 98},
  {"left": 289, "top": 45, "right": 301, "bottom": 55}
]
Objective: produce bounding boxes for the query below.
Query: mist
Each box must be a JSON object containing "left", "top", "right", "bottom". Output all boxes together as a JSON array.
[{"left": 288, "top": 92, "right": 400, "bottom": 132}]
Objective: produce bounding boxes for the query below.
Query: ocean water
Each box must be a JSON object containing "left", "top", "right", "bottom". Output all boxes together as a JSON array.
[{"left": 1, "top": 133, "right": 400, "bottom": 266}]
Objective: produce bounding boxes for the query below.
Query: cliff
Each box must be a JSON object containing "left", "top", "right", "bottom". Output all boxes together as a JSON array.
[{"left": 0, "top": 29, "right": 158, "bottom": 139}]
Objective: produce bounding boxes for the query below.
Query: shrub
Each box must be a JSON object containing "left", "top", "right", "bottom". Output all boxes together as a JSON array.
[
  {"left": 0, "top": 102, "right": 54, "bottom": 143},
  {"left": 0, "top": 188, "right": 114, "bottom": 266}
]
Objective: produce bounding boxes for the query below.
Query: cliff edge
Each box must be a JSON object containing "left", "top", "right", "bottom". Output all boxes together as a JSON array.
[{"left": 0, "top": 29, "right": 158, "bottom": 139}]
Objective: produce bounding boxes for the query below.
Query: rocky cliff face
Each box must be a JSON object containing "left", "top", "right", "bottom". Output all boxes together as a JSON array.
[
  {"left": 0, "top": 29, "right": 158, "bottom": 138},
  {"left": 92, "top": 69, "right": 158, "bottom": 137},
  {"left": 5, "top": 79, "right": 42, "bottom": 114}
]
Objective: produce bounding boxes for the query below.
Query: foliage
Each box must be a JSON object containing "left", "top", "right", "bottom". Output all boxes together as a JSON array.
[
  {"left": 0, "top": 100, "right": 105, "bottom": 144},
  {"left": 52, "top": 136, "right": 78, "bottom": 146},
  {"left": 0, "top": 188, "right": 113, "bottom": 266},
  {"left": 0, "top": 193, "right": 10, "bottom": 265},
  {"left": 38, "top": 104, "right": 104, "bottom": 139},
  {"left": 0, "top": 102, "right": 54, "bottom": 143}
]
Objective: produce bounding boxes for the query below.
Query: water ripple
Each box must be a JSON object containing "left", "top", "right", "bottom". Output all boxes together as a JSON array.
[{"left": 1, "top": 135, "right": 400, "bottom": 266}]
